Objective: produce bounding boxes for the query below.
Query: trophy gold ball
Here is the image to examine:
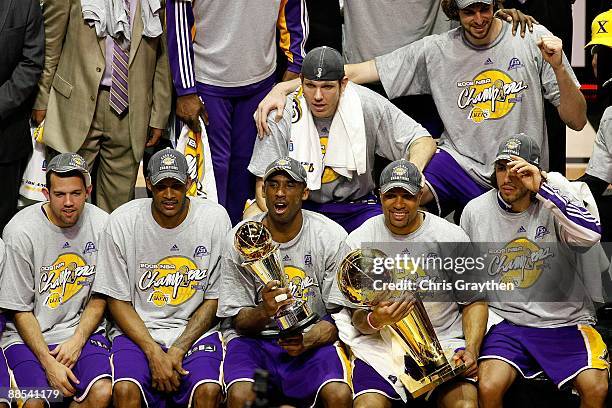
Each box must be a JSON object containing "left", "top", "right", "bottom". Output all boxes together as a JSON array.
[
  {"left": 234, "top": 221, "right": 318, "bottom": 335},
  {"left": 337, "top": 248, "right": 467, "bottom": 398}
]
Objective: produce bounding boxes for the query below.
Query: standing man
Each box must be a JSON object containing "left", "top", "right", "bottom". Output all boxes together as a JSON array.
[
  {"left": 328, "top": 159, "right": 486, "bottom": 408},
  {"left": 166, "top": 0, "right": 308, "bottom": 224},
  {"left": 93, "top": 149, "right": 231, "bottom": 408},
  {"left": 460, "top": 134, "right": 608, "bottom": 407},
  {"left": 219, "top": 157, "right": 352, "bottom": 408},
  {"left": 0, "top": 153, "right": 111, "bottom": 407},
  {"left": 258, "top": 0, "right": 586, "bottom": 218},
  {"left": 0, "top": 0, "right": 44, "bottom": 231},
  {"left": 32, "top": 0, "right": 171, "bottom": 213},
  {"left": 249, "top": 47, "right": 435, "bottom": 232}
]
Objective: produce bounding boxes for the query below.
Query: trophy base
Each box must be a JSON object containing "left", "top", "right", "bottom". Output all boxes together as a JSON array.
[{"left": 399, "top": 360, "right": 467, "bottom": 399}]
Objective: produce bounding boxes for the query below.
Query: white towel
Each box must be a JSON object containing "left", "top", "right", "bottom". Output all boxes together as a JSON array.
[
  {"left": 82, "top": 0, "right": 163, "bottom": 40},
  {"left": 289, "top": 82, "right": 367, "bottom": 190},
  {"left": 332, "top": 309, "right": 408, "bottom": 401}
]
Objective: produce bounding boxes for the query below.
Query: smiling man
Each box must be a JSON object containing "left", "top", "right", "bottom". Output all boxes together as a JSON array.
[
  {"left": 92, "top": 149, "right": 231, "bottom": 408},
  {"left": 219, "top": 156, "right": 352, "bottom": 408},
  {"left": 0, "top": 153, "right": 111, "bottom": 408},
  {"left": 257, "top": 0, "right": 586, "bottom": 219},
  {"left": 460, "top": 134, "right": 608, "bottom": 407},
  {"left": 327, "top": 159, "right": 487, "bottom": 408},
  {"left": 248, "top": 46, "right": 436, "bottom": 232}
]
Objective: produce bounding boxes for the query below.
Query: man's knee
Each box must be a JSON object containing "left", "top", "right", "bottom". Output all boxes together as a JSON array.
[
  {"left": 85, "top": 378, "right": 112, "bottom": 407},
  {"left": 23, "top": 399, "right": 46, "bottom": 408},
  {"left": 227, "top": 381, "right": 255, "bottom": 408},
  {"left": 319, "top": 381, "right": 352, "bottom": 407},
  {"left": 575, "top": 369, "right": 609, "bottom": 402},
  {"left": 478, "top": 361, "right": 516, "bottom": 399},
  {"left": 113, "top": 380, "right": 141, "bottom": 407},
  {"left": 354, "top": 393, "right": 391, "bottom": 408},
  {"left": 193, "top": 382, "right": 222, "bottom": 407}
]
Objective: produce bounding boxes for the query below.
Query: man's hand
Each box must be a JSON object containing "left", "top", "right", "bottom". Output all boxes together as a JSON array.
[
  {"left": 146, "top": 346, "right": 181, "bottom": 393},
  {"left": 496, "top": 8, "right": 538, "bottom": 37},
  {"left": 537, "top": 35, "right": 564, "bottom": 70},
  {"left": 452, "top": 348, "right": 478, "bottom": 379},
  {"left": 278, "top": 333, "right": 307, "bottom": 356},
  {"left": 31, "top": 109, "right": 46, "bottom": 126},
  {"left": 146, "top": 127, "right": 164, "bottom": 148},
  {"left": 255, "top": 86, "right": 288, "bottom": 138},
  {"left": 261, "top": 280, "right": 293, "bottom": 317},
  {"left": 167, "top": 346, "right": 190, "bottom": 378},
  {"left": 49, "top": 333, "right": 86, "bottom": 369},
  {"left": 42, "top": 357, "right": 79, "bottom": 397},
  {"left": 369, "top": 298, "right": 415, "bottom": 328},
  {"left": 508, "top": 155, "right": 542, "bottom": 193},
  {"left": 176, "top": 94, "right": 208, "bottom": 133}
]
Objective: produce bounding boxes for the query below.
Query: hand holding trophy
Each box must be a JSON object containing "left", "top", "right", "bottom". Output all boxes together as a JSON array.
[
  {"left": 337, "top": 248, "right": 467, "bottom": 398},
  {"left": 234, "top": 220, "right": 318, "bottom": 336}
]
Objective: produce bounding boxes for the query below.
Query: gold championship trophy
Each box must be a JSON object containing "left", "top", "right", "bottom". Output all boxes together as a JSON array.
[
  {"left": 338, "top": 248, "right": 466, "bottom": 398},
  {"left": 234, "top": 221, "right": 318, "bottom": 335}
]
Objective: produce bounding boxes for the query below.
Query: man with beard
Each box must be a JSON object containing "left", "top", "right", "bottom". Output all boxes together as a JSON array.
[
  {"left": 0, "top": 153, "right": 111, "bottom": 407},
  {"left": 93, "top": 149, "right": 231, "bottom": 408},
  {"left": 256, "top": 0, "right": 586, "bottom": 219},
  {"left": 218, "top": 156, "right": 352, "bottom": 408},
  {"left": 460, "top": 134, "right": 608, "bottom": 407},
  {"left": 328, "top": 159, "right": 487, "bottom": 408}
]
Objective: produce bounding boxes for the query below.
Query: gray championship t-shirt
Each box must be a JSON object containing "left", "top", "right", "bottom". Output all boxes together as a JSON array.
[
  {"left": 217, "top": 210, "right": 347, "bottom": 343},
  {"left": 248, "top": 83, "right": 429, "bottom": 203},
  {"left": 586, "top": 106, "right": 612, "bottom": 184},
  {"left": 93, "top": 198, "right": 231, "bottom": 348},
  {"left": 376, "top": 23, "right": 579, "bottom": 187},
  {"left": 460, "top": 190, "right": 596, "bottom": 327},
  {"left": 0, "top": 203, "right": 108, "bottom": 348},
  {"left": 328, "top": 213, "right": 468, "bottom": 341}
]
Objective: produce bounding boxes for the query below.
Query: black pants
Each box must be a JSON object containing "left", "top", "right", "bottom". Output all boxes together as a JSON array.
[{"left": 0, "top": 157, "right": 28, "bottom": 233}]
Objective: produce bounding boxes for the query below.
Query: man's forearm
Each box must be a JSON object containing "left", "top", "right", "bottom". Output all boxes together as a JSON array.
[
  {"left": 345, "top": 60, "right": 380, "bottom": 85},
  {"left": 171, "top": 299, "right": 219, "bottom": 354},
  {"left": 233, "top": 304, "right": 272, "bottom": 336},
  {"left": 73, "top": 295, "right": 106, "bottom": 342},
  {"left": 351, "top": 309, "right": 378, "bottom": 335},
  {"left": 14, "top": 312, "right": 54, "bottom": 367},
  {"left": 462, "top": 301, "right": 488, "bottom": 356},
  {"left": 407, "top": 137, "right": 437, "bottom": 173},
  {"left": 107, "top": 298, "right": 160, "bottom": 357},
  {"left": 554, "top": 65, "right": 587, "bottom": 130},
  {"left": 302, "top": 320, "right": 338, "bottom": 350}
]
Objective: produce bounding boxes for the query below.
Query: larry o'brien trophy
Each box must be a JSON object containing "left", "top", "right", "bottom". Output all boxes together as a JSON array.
[
  {"left": 338, "top": 248, "right": 466, "bottom": 398},
  {"left": 234, "top": 221, "right": 318, "bottom": 336}
]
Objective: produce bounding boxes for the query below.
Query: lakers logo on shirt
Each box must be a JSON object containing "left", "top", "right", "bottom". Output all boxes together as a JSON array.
[
  {"left": 39, "top": 253, "right": 96, "bottom": 309},
  {"left": 285, "top": 266, "right": 318, "bottom": 302},
  {"left": 138, "top": 256, "right": 208, "bottom": 307},
  {"left": 319, "top": 136, "right": 339, "bottom": 184},
  {"left": 457, "top": 69, "right": 528, "bottom": 124},
  {"left": 291, "top": 90, "right": 303, "bottom": 124},
  {"left": 488, "top": 238, "right": 553, "bottom": 288}
]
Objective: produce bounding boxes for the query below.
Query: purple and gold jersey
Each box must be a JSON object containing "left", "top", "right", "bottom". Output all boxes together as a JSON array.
[{"left": 93, "top": 198, "right": 231, "bottom": 347}]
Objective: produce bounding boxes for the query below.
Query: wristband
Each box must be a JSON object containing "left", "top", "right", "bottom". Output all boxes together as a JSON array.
[{"left": 366, "top": 312, "right": 381, "bottom": 331}]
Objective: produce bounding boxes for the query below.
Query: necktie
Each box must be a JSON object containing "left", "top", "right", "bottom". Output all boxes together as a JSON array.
[{"left": 109, "top": 0, "right": 130, "bottom": 116}]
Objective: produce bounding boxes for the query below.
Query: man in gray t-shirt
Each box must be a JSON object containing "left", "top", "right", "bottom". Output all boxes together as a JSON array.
[
  {"left": 92, "top": 149, "right": 230, "bottom": 408},
  {"left": 460, "top": 134, "right": 607, "bottom": 407},
  {"left": 328, "top": 159, "right": 486, "bottom": 407},
  {"left": 249, "top": 47, "right": 435, "bottom": 233},
  {"left": 257, "top": 0, "right": 586, "bottom": 219},
  {"left": 0, "top": 153, "right": 111, "bottom": 406},
  {"left": 219, "top": 157, "right": 352, "bottom": 408}
]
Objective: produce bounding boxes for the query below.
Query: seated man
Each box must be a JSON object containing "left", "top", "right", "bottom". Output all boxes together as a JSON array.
[
  {"left": 0, "top": 239, "right": 9, "bottom": 408},
  {"left": 328, "top": 159, "right": 487, "bottom": 408},
  {"left": 0, "top": 153, "right": 111, "bottom": 408},
  {"left": 219, "top": 157, "right": 353, "bottom": 408},
  {"left": 248, "top": 46, "right": 435, "bottom": 232},
  {"left": 92, "top": 149, "right": 231, "bottom": 408},
  {"left": 257, "top": 0, "right": 586, "bottom": 218},
  {"left": 460, "top": 134, "right": 608, "bottom": 407}
]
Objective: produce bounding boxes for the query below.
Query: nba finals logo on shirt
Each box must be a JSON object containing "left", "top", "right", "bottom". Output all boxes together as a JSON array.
[
  {"left": 457, "top": 69, "right": 528, "bottom": 124},
  {"left": 285, "top": 266, "right": 318, "bottom": 301},
  {"left": 487, "top": 238, "right": 553, "bottom": 288},
  {"left": 40, "top": 254, "right": 96, "bottom": 309},
  {"left": 139, "top": 256, "right": 208, "bottom": 307}
]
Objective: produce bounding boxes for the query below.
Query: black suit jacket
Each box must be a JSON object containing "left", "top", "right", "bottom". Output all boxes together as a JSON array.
[{"left": 0, "top": 0, "right": 44, "bottom": 163}]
